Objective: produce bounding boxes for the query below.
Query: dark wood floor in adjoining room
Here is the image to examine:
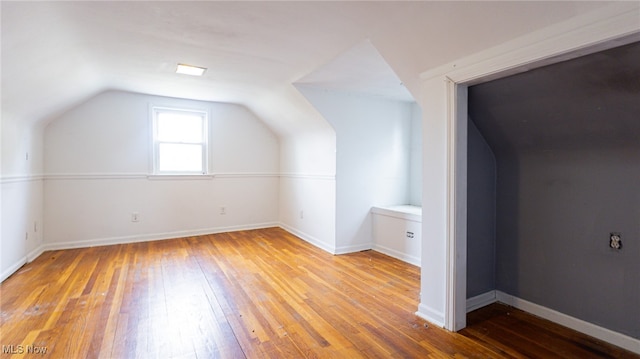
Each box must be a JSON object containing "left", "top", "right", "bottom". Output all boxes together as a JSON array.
[{"left": 1, "top": 228, "right": 637, "bottom": 358}]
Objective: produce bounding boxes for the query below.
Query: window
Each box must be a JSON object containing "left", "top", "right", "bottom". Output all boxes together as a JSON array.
[{"left": 152, "top": 107, "right": 208, "bottom": 175}]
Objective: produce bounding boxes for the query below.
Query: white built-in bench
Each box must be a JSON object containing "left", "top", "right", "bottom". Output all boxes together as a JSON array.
[{"left": 371, "top": 205, "right": 422, "bottom": 267}]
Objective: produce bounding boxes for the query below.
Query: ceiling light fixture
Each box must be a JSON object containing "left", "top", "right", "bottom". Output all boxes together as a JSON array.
[{"left": 176, "top": 63, "right": 206, "bottom": 76}]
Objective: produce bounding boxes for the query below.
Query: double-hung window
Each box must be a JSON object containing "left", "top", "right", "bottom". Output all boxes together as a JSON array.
[{"left": 152, "top": 107, "right": 208, "bottom": 175}]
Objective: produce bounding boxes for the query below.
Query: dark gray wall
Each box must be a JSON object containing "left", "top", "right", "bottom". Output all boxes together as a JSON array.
[
  {"left": 468, "top": 41, "right": 640, "bottom": 339},
  {"left": 494, "top": 149, "right": 639, "bottom": 339},
  {"left": 466, "top": 119, "right": 496, "bottom": 298}
]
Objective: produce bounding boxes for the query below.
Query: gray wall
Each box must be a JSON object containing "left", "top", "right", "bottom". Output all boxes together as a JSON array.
[
  {"left": 468, "top": 41, "right": 640, "bottom": 339},
  {"left": 466, "top": 119, "right": 496, "bottom": 298},
  {"left": 495, "top": 149, "right": 639, "bottom": 339}
]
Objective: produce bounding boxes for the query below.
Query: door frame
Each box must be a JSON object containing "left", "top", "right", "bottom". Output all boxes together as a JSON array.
[{"left": 418, "top": 2, "right": 640, "bottom": 332}]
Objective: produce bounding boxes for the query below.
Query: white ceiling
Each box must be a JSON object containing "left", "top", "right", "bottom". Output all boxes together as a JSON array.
[
  {"left": 1, "top": 1, "right": 612, "bottom": 137},
  {"left": 295, "top": 40, "right": 414, "bottom": 102}
]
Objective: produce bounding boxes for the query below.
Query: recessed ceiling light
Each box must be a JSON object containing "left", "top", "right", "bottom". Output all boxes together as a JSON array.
[{"left": 176, "top": 63, "right": 206, "bottom": 76}]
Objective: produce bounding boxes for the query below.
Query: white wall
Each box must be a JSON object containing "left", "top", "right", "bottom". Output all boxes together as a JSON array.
[
  {"left": 417, "top": 77, "right": 449, "bottom": 327},
  {"left": 278, "top": 129, "right": 337, "bottom": 252},
  {"left": 43, "top": 90, "right": 280, "bottom": 248},
  {"left": 296, "top": 86, "right": 420, "bottom": 253},
  {"left": 1, "top": 116, "right": 44, "bottom": 282},
  {"left": 409, "top": 104, "right": 423, "bottom": 206},
  {"left": 278, "top": 173, "right": 336, "bottom": 253}
]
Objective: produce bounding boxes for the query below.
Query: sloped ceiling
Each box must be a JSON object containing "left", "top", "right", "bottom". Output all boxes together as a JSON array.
[
  {"left": 469, "top": 40, "right": 640, "bottom": 154},
  {"left": 1, "top": 1, "right": 612, "bottom": 137},
  {"left": 295, "top": 40, "right": 414, "bottom": 103}
]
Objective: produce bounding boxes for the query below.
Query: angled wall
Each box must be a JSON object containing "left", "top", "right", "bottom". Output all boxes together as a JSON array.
[
  {"left": 43, "top": 90, "right": 280, "bottom": 249},
  {"left": 278, "top": 133, "right": 337, "bottom": 253},
  {"left": 466, "top": 118, "right": 496, "bottom": 298},
  {"left": 0, "top": 117, "right": 44, "bottom": 281},
  {"left": 296, "top": 86, "right": 421, "bottom": 253}
]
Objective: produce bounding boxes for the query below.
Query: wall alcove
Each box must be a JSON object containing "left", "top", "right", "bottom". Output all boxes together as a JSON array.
[{"left": 294, "top": 40, "right": 423, "bottom": 261}]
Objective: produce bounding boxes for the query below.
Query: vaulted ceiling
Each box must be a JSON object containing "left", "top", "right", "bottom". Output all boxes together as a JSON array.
[{"left": 1, "top": 1, "right": 614, "bottom": 137}]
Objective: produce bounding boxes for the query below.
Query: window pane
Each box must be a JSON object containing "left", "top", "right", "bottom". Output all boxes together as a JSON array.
[
  {"left": 157, "top": 112, "right": 203, "bottom": 143},
  {"left": 158, "top": 143, "right": 203, "bottom": 172}
]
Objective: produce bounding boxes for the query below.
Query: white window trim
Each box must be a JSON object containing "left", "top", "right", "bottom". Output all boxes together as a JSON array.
[{"left": 150, "top": 105, "right": 210, "bottom": 176}]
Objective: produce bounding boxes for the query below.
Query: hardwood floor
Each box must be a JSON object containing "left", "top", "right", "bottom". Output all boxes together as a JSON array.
[
  {"left": 461, "top": 303, "right": 638, "bottom": 359},
  {"left": 1, "top": 228, "right": 637, "bottom": 358}
]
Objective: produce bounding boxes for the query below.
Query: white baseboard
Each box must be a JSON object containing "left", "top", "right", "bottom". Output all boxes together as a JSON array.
[
  {"left": 416, "top": 303, "right": 445, "bottom": 328},
  {"left": 278, "top": 223, "right": 336, "bottom": 254},
  {"left": 464, "top": 290, "right": 639, "bottom": 353},
  {"left": 496, "top": 291, "right": 640, "bottom": 354},
  {"left": 8, "top": 223, "right": 351, "bottom": 282},
  {"left": 43, "top": 222, "right": 279, "bottom": 252},
  {"left": 26, "top": 244, "right": 46, "bottom": 263},
  {"left": 466, "top": 290, "right": 497, "bottom": 313},
  {"left": 372, "top": 244, "right": 420, "bottom": 267},
  {"left": 1, "top": 257, "right": 27, "bottom": 283},
  {"left": 335, "top": 243, "right": 372, "bottom": 255},
  {"left": 2, "top": 223, "right": 279, "bottom": 283},
  {"left": 1, "top": 245, "right": 48, "bottom": 283}
]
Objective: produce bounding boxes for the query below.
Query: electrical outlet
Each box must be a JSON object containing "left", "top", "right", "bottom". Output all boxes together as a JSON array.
[
  {"left": 131, "top": 212, "right": 140, "bottom": 222},
  {"left": 609, "top": 233, "right": 622, "bottom": 249},
  {"left": 220, "top": 206, "right": 226, "bottom": 215}
]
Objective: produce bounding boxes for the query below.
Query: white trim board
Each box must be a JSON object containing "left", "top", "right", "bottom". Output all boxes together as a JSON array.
[
  {"left": 1, "top": 223, "right": 281, "bottom": 283},
  {"left": 465, "top": 291, "right": 640, "bottom": 354},
  {"left": 372, "top": 244, "right": 420, "bottom": 267},
  {"left": 466, "top": 290, "right": 497, "bottom": 313},
  {"left": 334, "top": 243, "right": 372, "bottom": 255},
  {"left": 44, "top": 222, "right": 279, "bottom": 251},
  {"left": 416, "top": 303, "right": 445, "bottom": 329},
  {"left": 279, "top": 173, "right": 335, "bottom": 181},
  {"left": 1, "top": 257, "right": 28, "bottom": 283},
  {"left": 43, "top": 172, "right": 285, "bottom": 181},
  {"left": 420, "top": 2, "right": 640, "bottom": 83},
  {"left": 1, "top": 172, "right": 317, "bottom": 183},
  {"left": 278, "top": 223, "right": 336, "bottom": 254},
  {"left": 496, "top": 292, "right": 640, "bottom": 354},
  {"left": 0, "top": 174, "right": 45, "bottom": 184},
  {"left": 2, "top": 223, "right": 329, "bottom": 283},
  {"left": 1, "top": 246, "right": 48, "bottom": 283}
]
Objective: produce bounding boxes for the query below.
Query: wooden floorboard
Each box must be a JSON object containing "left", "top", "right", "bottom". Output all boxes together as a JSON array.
[
  {"left": 0, "top": 227, "right": 637, "bottom": 358},
  {"left": 461, "top": 302, "right": 639, "bottom": 359}
]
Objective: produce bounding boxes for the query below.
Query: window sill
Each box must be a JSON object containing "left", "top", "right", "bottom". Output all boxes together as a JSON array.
[{"left": 147, "top": 174, "right": 215, "bottom": 180}]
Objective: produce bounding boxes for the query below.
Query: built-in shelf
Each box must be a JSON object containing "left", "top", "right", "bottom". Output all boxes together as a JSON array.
[{"left": 371, "top": 205, "right": 422, "bottom": 222}]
